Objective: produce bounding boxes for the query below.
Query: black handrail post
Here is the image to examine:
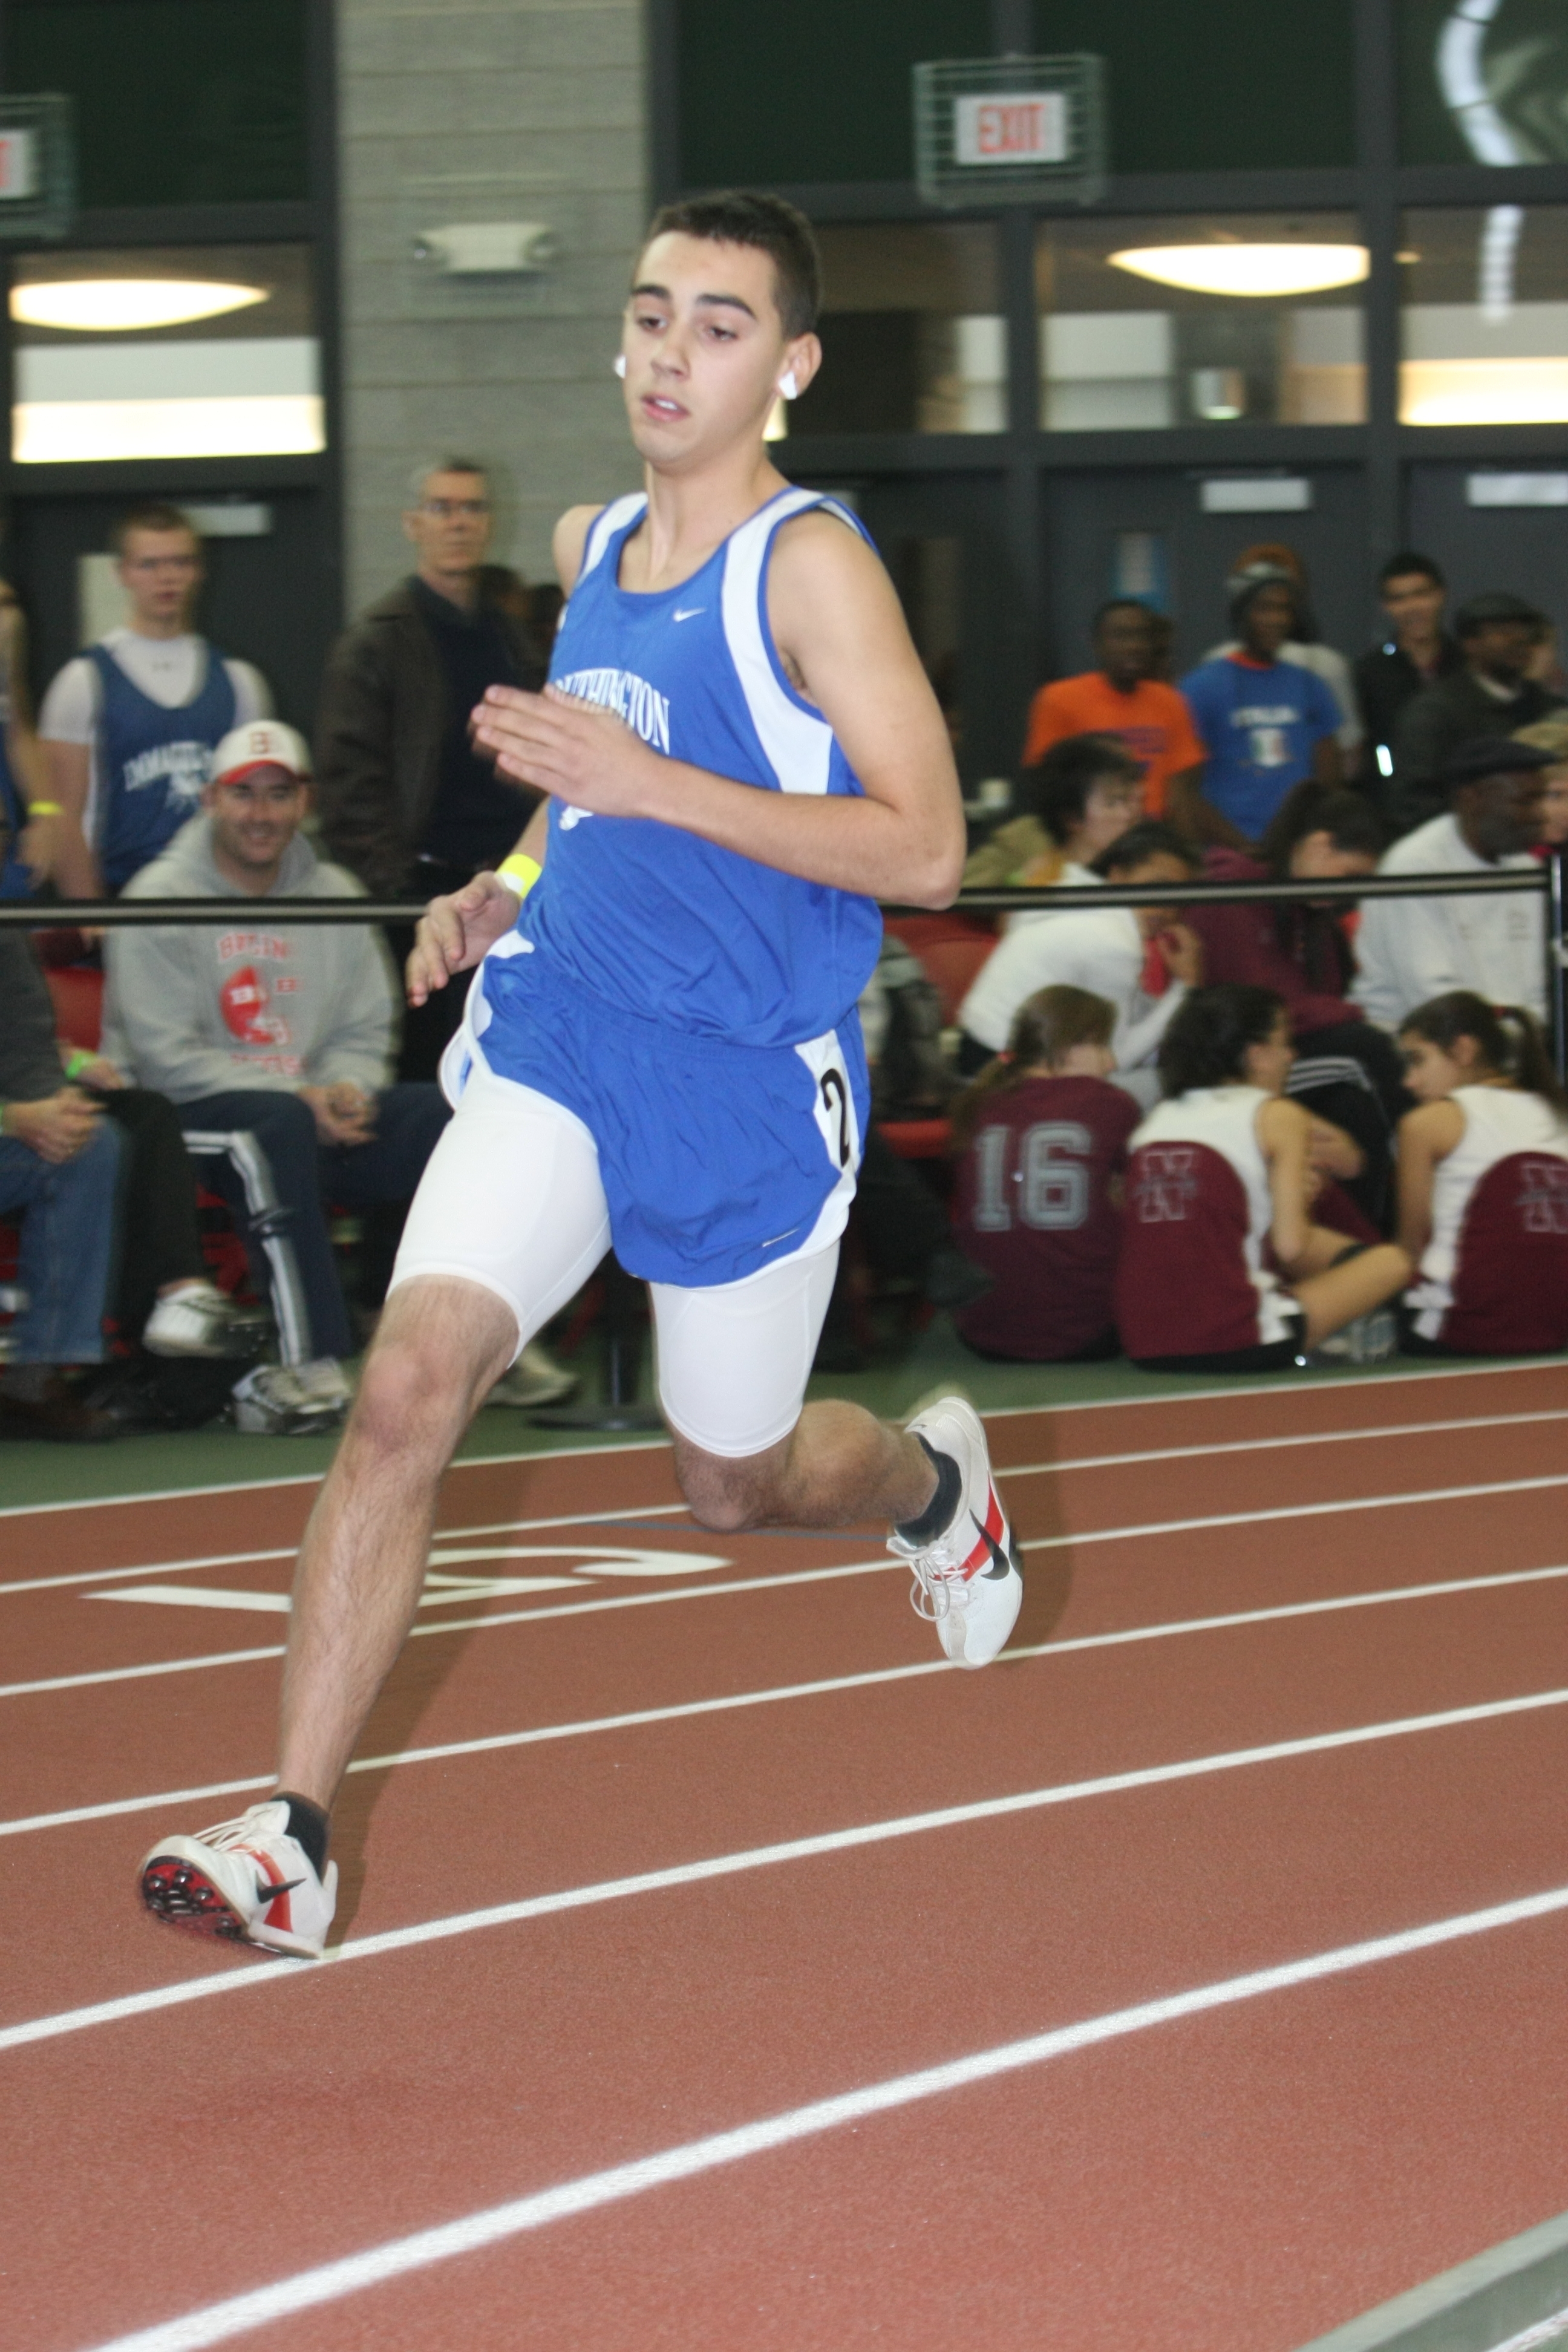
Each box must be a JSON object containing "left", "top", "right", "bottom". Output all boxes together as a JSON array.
[{"left": 1550, "top": 850, "right": 1568, "bottom": 1085}]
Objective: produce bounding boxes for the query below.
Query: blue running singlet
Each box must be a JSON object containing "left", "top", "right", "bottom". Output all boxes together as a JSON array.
[{"left": 461, "top": 486, "right": 887, "bottom": 1287}]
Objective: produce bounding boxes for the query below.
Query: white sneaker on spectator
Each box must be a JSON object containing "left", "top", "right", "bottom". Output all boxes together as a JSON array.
[
  {"left": 139, "top": 1799, "right": 336, "bottom": 1959},
  {"left": 142, "top": 1281, "right": 265, "bottom": 1359},
  {"left": 1310, "top": 1307, "right": 1398, "bottom": 1365},
  {"left": 232, "top": 1358, "right": 351, "bottom": 1434},
  {"left": 486, "top": 1341, "right": 578, "bottom": 1408},
  {"left": 888, "top": 1396, "right": 1023, "bottom": 1668}
]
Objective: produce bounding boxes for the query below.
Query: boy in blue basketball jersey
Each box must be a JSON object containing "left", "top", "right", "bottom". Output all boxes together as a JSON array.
[{"left": 137, "top": 195, "right": 1025, "bottom": 1959}]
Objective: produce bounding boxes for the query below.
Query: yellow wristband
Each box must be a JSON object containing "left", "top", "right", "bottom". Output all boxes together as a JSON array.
[
  {"left": 25, "top": 800, "right": 62, "bottom": 817},
  {"left": 497, "top": 853, "right": 541, "bottom": 900}
]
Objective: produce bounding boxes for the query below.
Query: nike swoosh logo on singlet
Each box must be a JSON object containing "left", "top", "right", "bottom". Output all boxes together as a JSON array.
[{"left": 672, "top": 607, "right": 705, "bottom": 622}]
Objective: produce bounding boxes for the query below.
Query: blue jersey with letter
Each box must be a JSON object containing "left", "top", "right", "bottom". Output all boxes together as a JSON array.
[
  {"left": 90, "top": 641, "right": 237, "bottom": 890},
  {"left": 1179, "top": 652, "right": 1339, "bottom": 838},
  {"left": 513, "top": 485, "right": 884, "bottom": 1049}
]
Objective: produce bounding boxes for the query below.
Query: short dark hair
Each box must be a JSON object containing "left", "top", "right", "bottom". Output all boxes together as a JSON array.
[
  {"left": 1093, "top": 597, "right": 1155, "bottom": 633},
  {"left": 1020, "top": 732, "right": 1143, "bottom": 845},
  {"left": 112, "top": 502, "right": 197, "bottom": 557},
  {"left": 1158, "top": 984, "right": 1286, "bottom": 1097},
  {"left": 1259, "top": 780, "right": 1383, "bottom": 874},
  {"left": 1093, "top": 818, "right": 1198, "bottom": 877},
  {"left": 1379, "top": 549, "right": 1445, "bottom": 590},
  {"left": 641, "top": 191, "right": 821, "bottom": 338}
]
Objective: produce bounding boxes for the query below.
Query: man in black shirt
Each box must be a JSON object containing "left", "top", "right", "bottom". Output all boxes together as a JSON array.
[
  {"left": 313, "top": 457, "right": 547, "bottom": 1076},
  {"left": 1354, "top": 550, "right": 1463, "bottom": 799},
  {"left": 1389, "top": 590, "right": 1564, "bottom": 836}
]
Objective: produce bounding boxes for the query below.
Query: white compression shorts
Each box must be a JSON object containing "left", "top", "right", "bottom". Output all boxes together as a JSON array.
[{"left": 388, "top": 1061, "right": 839, "bottom": 1459}]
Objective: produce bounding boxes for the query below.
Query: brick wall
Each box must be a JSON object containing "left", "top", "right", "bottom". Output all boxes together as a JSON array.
[{"left": 336, "top": 0, "right": 646, "bottom": 611}]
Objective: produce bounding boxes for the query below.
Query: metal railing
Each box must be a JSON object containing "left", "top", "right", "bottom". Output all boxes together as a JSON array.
[{"left": 6, "top": 857, "right": 1565, "bottom": 1073}]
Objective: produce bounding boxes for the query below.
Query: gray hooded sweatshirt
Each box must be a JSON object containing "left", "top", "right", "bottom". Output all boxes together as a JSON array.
[{"left": 101, "top": 812, "right": 396, "bottom": 1103}]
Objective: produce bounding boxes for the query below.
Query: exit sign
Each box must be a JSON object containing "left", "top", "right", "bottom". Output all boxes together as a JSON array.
[
  {"left": 914, "top": 56, "right": 1103, "bottom": 208},
  {"left": 953, "top": 93, "right": 1069, "bottom": 166}
]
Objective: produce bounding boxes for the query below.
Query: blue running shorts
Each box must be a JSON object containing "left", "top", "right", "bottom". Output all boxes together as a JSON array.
[{"left": 446, "top": 937, "right": 867, "bottom": 1289}]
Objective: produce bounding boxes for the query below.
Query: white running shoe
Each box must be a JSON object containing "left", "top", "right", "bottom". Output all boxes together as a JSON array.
[
  {"left": 888, "top": 1396, "right": 1022, "bottom": 1668},
  {"left": 138, "top": 1800, "right": 337, "bottom": 1959},
  {"left": 486, "top": 1340, "right": 579, "bottom": 1408},
  {"left": 142, "top": 1281, "right": 266, "bottom": 1359},
  {"left": 232, "top": 1358, "right": 351, "bottom": 1434}
]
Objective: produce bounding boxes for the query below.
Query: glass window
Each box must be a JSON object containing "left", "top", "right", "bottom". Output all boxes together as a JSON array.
[
  {"left": 1400, "top": 206, "right": 1568, "bottom": 426},
  {"left": 1036, "top": 214, "right": 1367, "bottom": 433},
  {"left": 1399, "top": 0, "right": 1568, "bottom": 167},
  {"left": 7, "top": 0, "right": 309, "bottom": 208},
  {"left": 1030, "top": 0, "right": 1354, "bottom": 172},
  {"left": 676, "top": 0, "right": 988, "bottom": 188},
  {"left": 10, "top": 246, "right": 322, "bottom": 465},
  {"left": 789, "top": 224, "right": 1004, "bottom": 436}
]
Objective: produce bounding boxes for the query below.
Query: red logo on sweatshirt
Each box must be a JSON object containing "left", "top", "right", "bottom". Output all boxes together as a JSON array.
[{"left": 220, "top": 963, "right": 292, "bottom": 1049}]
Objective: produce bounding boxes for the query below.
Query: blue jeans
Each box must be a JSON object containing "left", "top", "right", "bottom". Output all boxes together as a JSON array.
[
  {"left": 178, "top": 1084, "right": 450, "bottom": 1365},
  {"left": 0, "top": 1119, "right": 121, "bottom": 1363}
]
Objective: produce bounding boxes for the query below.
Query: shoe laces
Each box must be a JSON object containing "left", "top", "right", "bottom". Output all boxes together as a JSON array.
[
  {"left": 887, "top": 1531, "right": 973, "bottom": 1624},
  {"left": 189, "top": 1803, "right": 288, "bottom": 1851}
]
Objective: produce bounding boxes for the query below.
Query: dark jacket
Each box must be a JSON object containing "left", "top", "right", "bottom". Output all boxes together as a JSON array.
[
  {"left": 313, "top": 569, "right": 547, "bottom": 899},
  {"left": 1390, "top": 667, "right": 1565, "bottom": 836},
  {"left": 1, "top": 933, "right": 67, "bottom": 1102},
  {"left": 1185, "top": 848, "right": 1360, "bottom": 1036},
  {"left": 1353, "top": 635, "right": 1463, "bottom": 780}
]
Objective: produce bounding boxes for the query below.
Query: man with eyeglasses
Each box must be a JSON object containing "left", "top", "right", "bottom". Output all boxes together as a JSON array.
[
  {"left": 314, "top": 457, "right": 548, "bottom": 1081},
  {"left": 101, "top": 721, "right": 450, "bottom": 1436},
  {"left": 39, "top": 501, "right": 273, "bottom": 897}
]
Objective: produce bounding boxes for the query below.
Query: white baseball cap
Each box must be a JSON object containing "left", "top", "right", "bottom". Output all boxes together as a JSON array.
[{"left": 212, "top": 719, "right": 312, "bottom": 785}]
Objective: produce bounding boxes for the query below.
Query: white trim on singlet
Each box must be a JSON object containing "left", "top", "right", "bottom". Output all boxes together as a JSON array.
[
  {"left": 721, "top": 488, "right": 854, "bottom": 798},
  {"left": 577, "top": 494, "right": 647, "bottom": 585}
]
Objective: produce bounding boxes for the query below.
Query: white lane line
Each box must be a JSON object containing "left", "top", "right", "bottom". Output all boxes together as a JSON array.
[
  {"left": 16, "top": 1560, "right": 1565, "bottom": 1833},
  {"left": 7, "top": 1684, "right": 1567, "bottom": 2057},
  {"left": 71, "top": 1880, "right": 1568, "bottom": 2352},
  {"left": 0, "top": 1433, "right": 674, "bottom": 1521},
  {"left": 984, "top": 1357, "right": 1567, "bottom": 1417},
  {"left": 1021, "top": 1469, "right": 1568, "bottom": 1552},
  {"left": 0, "top": 1503, "right": 696, "bottom": 1598},
  {"left": 999, "top": 1405, "right": 1568, "bottom": 1479},
  {"left": 0, "top": 1648, "right": 286, "bottom": 1701}
]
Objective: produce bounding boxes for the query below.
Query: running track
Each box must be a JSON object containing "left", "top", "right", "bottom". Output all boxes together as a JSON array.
[{"left": 4, "top": 1361, "right": 1568, "bottom": 2351}]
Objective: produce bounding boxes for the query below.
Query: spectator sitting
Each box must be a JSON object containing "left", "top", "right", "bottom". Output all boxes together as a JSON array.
[
  {"left": 964, "top": 734, "right": 1143, "bottom": 912},
  {"left": 1178, "top": 572, "right": 1342, "bottom": 849},
  {"left": 1390, "top": 592, "right": 1564, "bottom": 836},
  {"left": 949, "top": 985, "right": 1138, "bottom": 1363},
  {"left": 1353, "top": 737, "right": 1554, "bottom": 1031},
  {"left": 1019, "top": 599, "right": 1206, "bottom": 817},
  {"left": 0, "top": 933, "right": 121, "bottom": 1440},
  {"left": 39, "top": 503, "right": 272, "bottom": 898},
  {"left": 1116, "top": 984, "right": 1410, "bottom": 1373},
  {"left": 1397, "top": 993, "right": 1568, "bottom": 1356},
  {"left": 956, "top": 820, "right": 1203, "bottom": 1100},
  {"left": 100, "top": 720, "right": 452, "bottom": 1436},
  {"left": 1354, "top": 551, "right": 1463, "bottom": 799},
  {"left": 314, "top": 456, "right": 547, "bottom": 1084},
  {"left": 1203, "top": 546, "right": 1363, "bottom": 760},
  {"left": 1514, "top": 717, "right": 1568, "bottom": 850},
  {"left": 1185, "top": 780, "right": 1402, "bottom": 1227}
]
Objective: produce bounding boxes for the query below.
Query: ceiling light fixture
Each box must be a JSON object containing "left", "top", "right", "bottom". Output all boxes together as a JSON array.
[
  {"left": 10, "top": 279, "right": 267, "bottom": 333},
  {"left": 1108, "top": 243, "right": 1370, "bottom": 298}
]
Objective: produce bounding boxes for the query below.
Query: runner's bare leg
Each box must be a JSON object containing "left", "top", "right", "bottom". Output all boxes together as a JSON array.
[{"left": 275, "top": 1275, "right": 517, "bottom": 1810}]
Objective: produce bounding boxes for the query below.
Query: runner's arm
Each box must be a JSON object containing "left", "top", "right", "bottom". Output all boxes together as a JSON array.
[
  {"left": 472, "top": 509, "right": 965, "bottom": 906},
  {"left": 405, "top": 795, "right": 550, "bottom": 1004}
]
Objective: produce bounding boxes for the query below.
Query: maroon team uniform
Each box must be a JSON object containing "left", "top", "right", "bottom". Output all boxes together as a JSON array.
[{"left": 953, "top": 1075, "right": 1139, "bottom": 1359}]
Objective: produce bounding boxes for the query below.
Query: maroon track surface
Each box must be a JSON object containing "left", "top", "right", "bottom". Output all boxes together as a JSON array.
[{"left": 4, "top": 1365, "right": 1568, "bottom": 2350}]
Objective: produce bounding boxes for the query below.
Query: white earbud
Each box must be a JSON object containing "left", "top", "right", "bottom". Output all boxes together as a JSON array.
[
  {"left": 777, "top": 369, "right": 799, "bottom": 400},
  {"left": 613, "top": 353, "right": 627, "bottom": 379}
]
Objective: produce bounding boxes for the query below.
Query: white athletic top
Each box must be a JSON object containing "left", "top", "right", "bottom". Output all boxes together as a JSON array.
[
  {"left": 1002, "top": 860, "right": 1101, "bottom": 935},
  {"left": 959, "top": 901, "right": 1186, "bottom": 1072},
  {"left": 1130, "top": 1083, "right": 1295, "bottom": 1342},
  {"left": 1408, "top": 1085, "right": 1568, "bottom": 1338}
]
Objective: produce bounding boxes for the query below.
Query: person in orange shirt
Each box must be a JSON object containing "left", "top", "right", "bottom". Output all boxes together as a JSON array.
[{"left": 1022, "top": 599, "right": 1206, "bottom": 820}]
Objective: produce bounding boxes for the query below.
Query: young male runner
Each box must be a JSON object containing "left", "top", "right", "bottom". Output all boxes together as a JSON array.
[{"left": 137, "top": 192, "right": 1024, "bottom": 1960}]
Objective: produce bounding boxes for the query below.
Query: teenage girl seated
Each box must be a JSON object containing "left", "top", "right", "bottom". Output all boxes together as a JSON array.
[
  {"left": 1397, "top": 991, "right": 1568, "bottom": 1354},
  {"left": 949, "top": 985, "right": 1139, "bottom": 1362},
  {"left": 1116, "top": 983, "right": 1411, "bottom": 1373},
  {"left": 962, "top": 734, "right": 1145, "bottom": 901}
]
